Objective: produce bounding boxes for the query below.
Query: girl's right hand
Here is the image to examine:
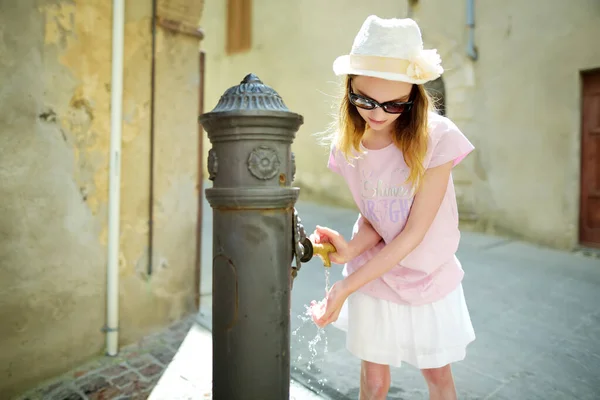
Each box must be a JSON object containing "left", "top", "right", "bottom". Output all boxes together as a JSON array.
[{"left": 309, "top": 225, "right": 354, "bottom": 265}]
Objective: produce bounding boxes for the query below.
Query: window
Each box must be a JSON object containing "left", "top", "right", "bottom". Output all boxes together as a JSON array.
[{"left": 227, "top": 0, "right": 252, "bottom": 54}]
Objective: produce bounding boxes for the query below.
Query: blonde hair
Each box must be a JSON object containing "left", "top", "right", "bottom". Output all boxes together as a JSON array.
[{"left": 332, "top": 75, "right": 434, "bottom": 190}]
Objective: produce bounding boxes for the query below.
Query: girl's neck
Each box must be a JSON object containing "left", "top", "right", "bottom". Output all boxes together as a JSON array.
[{"left": 362, "top": 128, "right": 393, "bottom": 150}]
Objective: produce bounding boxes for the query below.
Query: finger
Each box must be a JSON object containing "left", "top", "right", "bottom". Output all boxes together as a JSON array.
[
  {"left": 311, "top": 233, "right": 329, "bottom": 244},
  {"left": 329, "top": 253, "right": 343, "bottom": 264},
  {"left": 323, "top": 310, "right": 334, "bottom": 323},
  {"left": 320, "top": 316, "right": 334, "bottom": 327},
  {"left": 331, "top": 309, "right": 341, "bottom": 322},
  {"left": 319, "top": 236, "right": 331, "bottom": 244},
  {"left": 316, "top": 226, "right": 339, "bottom": 238},
  {"left": 322, "top": 302, "right": 337, "bottom": 322},
  {"left": 311, "top": 230, "right": 332, "bottom": 244},
  {"left": 323, "top": 309, "right": 340, "bottom": 325},
  {"left": 316, "top": 230, "right": 343, "bottom": 250}
]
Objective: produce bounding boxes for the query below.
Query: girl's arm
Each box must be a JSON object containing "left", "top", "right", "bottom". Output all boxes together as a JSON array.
[
  {"left": 312, "top": 214, "right": 382, "bottom": 264},
  {"left": 347, "top": 214, "right": 383, "bottom": 259},
  {"left": 341, "top": 160, "right": 454, "bottom": 294}
]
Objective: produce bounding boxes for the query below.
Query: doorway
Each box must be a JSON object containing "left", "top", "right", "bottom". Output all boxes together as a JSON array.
[{"left": 579, "top": 69, "right": 600, "bottom": 248}]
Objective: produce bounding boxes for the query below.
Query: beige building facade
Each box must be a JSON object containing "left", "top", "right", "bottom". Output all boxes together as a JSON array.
[
  {"left": 202, "top": 0, "right": 600, "bottom": 251},
  {"left": 1, "top": 1, "right": 203, "bottom": 396},
  {"left": 2, "top": 0, "right": 599, "bottom": 397}
]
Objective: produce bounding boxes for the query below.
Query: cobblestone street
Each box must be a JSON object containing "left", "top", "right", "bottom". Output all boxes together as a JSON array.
[{"left": 15, "top": 316, "right": 196, "bottom": 400}]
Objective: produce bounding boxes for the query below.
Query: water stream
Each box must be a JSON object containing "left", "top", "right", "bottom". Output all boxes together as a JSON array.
[{"left": 290, "top": 268, "right": 332, "bottom": 394}]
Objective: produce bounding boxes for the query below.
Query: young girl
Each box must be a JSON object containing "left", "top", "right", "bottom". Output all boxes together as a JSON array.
[{"left": 309, "top": 16, "right": 476, "bottom": 400}]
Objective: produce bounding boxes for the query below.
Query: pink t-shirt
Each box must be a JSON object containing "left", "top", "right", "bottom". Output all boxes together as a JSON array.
[{"left": 328, "top": 112, "right": 475, "bottom": 306}]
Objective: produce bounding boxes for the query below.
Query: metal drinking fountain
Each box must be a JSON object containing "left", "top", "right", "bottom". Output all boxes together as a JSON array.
[{"left": 199, "top": 73, "right": 334, "bottom": 399}]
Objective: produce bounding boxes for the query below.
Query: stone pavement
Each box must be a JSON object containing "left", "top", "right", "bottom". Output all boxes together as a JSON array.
[
  {"left": 148, "top": 307, "right": 322, "bottom": 400},
  {"left": 14, "top": 316, "right": 196, "bottom": 400},
  {"left": 14, "top": 307, "right": 324, "bottom": 400},
  {"left": 286, "top": 202, "right": 600, "bottom": 400},
  {"left": 14, "top": 194, "right": 600, "bottom": 400},
  {"left": 198, "top": 195, "right": 600, "bottom": 399}
]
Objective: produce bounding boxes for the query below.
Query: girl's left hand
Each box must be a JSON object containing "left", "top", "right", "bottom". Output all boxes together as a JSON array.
[{"left": 312, "top": 281, "right": 350, "bottom": 328}]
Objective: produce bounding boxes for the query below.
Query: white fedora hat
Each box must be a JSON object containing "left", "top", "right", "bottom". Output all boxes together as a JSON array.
[{"left": 333, "top": 16, "right": 443, "bottom": 85}]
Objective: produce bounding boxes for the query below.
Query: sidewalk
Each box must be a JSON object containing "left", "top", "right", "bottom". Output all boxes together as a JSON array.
[
  {"left": 14, "top": 313, "right": 322, "bottom": 400},
  {"left": 148, "top": 310, "right": 322, "bottom": 400},
  {"left": 14, "top": 317, "right": 197, "bottom": 400},
  {"left": 287, "top": 201, "right": 600, "bottom": 400},
  {"left": 199, "top": 197, "right": 600, "bottom": 399},
  {"left": 14, "top": 197, "right": 600, "bottom": 400}
]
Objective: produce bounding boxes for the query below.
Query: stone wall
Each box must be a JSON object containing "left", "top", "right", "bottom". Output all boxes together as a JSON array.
[
  {"left": 0, "top": 1, "right": 201, "bottom": 396},
  {"left": 201, "top": 0, "right": 600, "bottom": 250}
]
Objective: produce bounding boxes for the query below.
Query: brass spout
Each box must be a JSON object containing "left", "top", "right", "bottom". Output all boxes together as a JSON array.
[
  {"left": 295, "top": 224, "right": 337, "bottom": 271},
  {"left": 312, "top": 242, "right": 336, "bottom": 267}
]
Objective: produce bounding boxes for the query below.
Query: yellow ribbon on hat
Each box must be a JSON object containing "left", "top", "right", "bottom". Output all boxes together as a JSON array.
[
  {"left": 349, "top": 54, "right": 411, "bottom": 74},
  {"left": 348, "top": 52, "right": 443, "bottom": 82}
]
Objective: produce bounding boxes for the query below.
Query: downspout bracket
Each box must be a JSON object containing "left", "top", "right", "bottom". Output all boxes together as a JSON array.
[{"left": 101, "top": 325, "right": 119, "bottom": 333}]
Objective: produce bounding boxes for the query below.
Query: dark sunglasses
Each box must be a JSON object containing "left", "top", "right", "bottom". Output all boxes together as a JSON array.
[{"left": 348, "top": 86, "right": 413, "bottom": 114}]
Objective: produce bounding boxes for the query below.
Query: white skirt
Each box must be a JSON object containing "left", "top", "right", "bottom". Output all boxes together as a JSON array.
[{"left": 332, "top": 284, "right": 476, "bottom": 369}]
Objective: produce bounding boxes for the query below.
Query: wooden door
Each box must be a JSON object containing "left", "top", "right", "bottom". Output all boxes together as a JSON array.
[{"left": 580, "top": 70, "right": 600, "bottom": 247}]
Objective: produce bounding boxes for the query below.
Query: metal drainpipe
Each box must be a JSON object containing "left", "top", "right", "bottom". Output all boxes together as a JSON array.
[
  {"left": 407, "top": 0, "right": 417, "bottom": 18},
  {"left": 106, "top": 0, "right": 125, "bottom": 357},
  {"left": 466, "top": 0, "right": 478, "bottom": 60}
]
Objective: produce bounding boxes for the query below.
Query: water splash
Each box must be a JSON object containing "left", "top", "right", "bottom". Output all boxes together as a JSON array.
[
  {"left": 289, "top": 266, "right": 334, "bottom": 394},
  {"left": 290, "top": 302, "right": 330, "bottom": 394}
]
